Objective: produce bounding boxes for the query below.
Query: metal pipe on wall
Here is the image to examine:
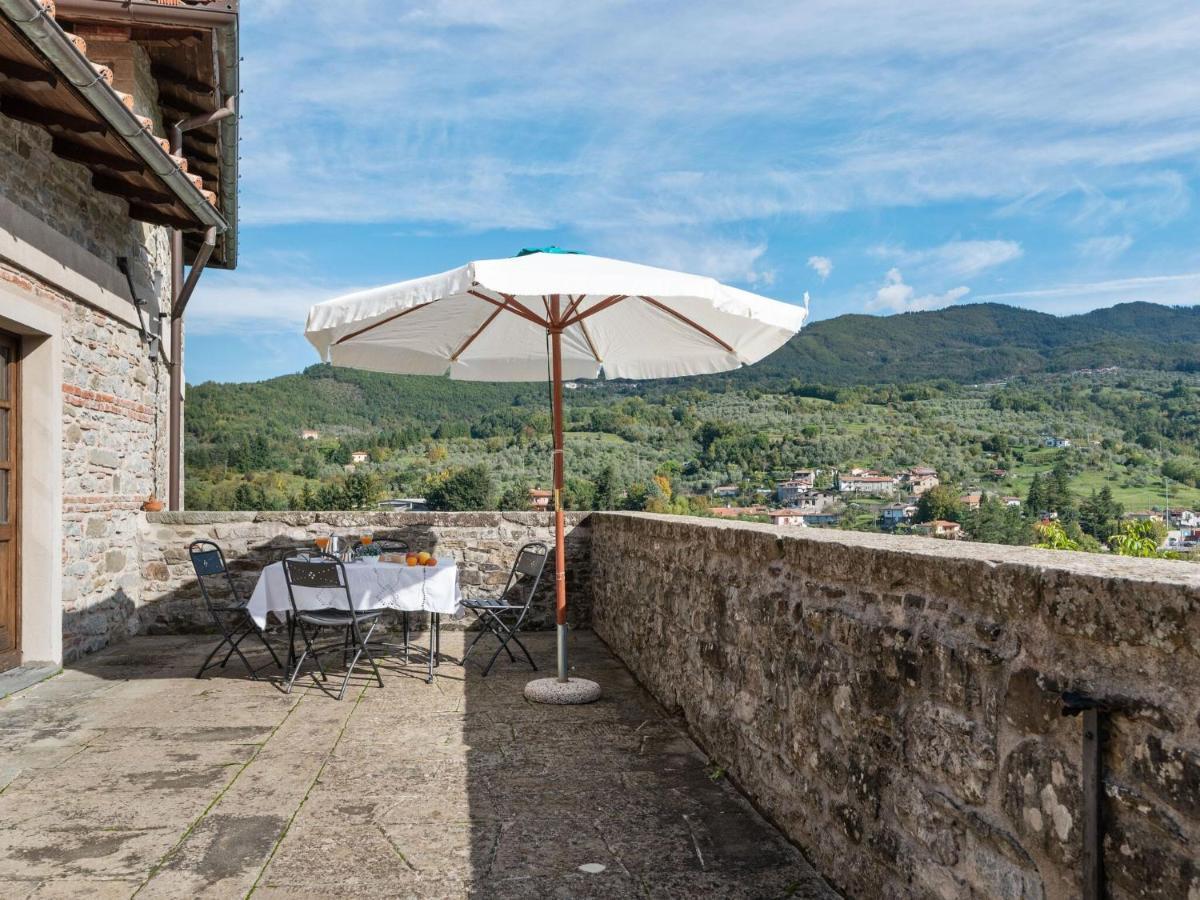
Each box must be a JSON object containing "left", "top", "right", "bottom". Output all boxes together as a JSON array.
[{"left": 166, "top": 98, "right": 236, "bottom": 511}]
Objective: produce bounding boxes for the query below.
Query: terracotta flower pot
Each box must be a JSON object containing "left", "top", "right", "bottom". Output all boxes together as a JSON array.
[{"left": 142, "top": 496, "right": 164, "bottom": 512}]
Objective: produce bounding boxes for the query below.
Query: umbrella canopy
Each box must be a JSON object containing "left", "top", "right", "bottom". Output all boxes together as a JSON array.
[
  {"left": 304, "top": 250, "right": 808, "bottom": 686},
  {"left": 305, "top": 251, "right": 807, "bottom": 382}
]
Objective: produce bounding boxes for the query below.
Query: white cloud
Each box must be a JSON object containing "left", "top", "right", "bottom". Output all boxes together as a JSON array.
[
  {"left": 974, "top": 271, "right": 1200, "bottom": 314},
  {"left": 592, "top": 232, "right": 777, "bottom": 287},
  {"left": 873, "top": 240, "right": 1023, "bottom": 279},
  {"left": 808, "top": 256, "right": 833, "bottom": 279},
  {"left": 187, "top": 273, "right": 360, "bottom": 336},
  {"left": 867, "top": 268, "right": 970, "bottom": 313},
  {"left": 235, "top": 2, "right": 1200, "bottom": 233},
  {"left": 1076, "top": 234, "right": 1134, "bottom": 260}
]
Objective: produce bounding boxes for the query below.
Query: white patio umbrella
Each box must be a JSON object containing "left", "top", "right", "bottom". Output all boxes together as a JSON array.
[{"left": 305, "top": 248, "right": 808, "bottom": 696}]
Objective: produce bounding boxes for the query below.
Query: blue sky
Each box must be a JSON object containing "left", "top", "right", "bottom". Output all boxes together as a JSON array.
[{"left": 188, "top": 0, "right": 1200, "bottom": 384}]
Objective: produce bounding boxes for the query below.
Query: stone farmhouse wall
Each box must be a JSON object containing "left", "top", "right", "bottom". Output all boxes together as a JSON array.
[
  {"left": 0, "top": 45, "right": 173, "bottom": 662},
  {"left": 590, "top": 512, "right": 1200, "bottom": 900},
  {"left": 136, "top": 511, "right": 592, "bottom": 634}
]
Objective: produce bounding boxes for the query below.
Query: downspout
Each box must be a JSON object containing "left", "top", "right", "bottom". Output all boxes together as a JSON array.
[
  {"left": 167, "top": 225, "right": 217, "bottom": 510},
  {"left": 168, "top": 99, "right": 235, "bottom": 510}
]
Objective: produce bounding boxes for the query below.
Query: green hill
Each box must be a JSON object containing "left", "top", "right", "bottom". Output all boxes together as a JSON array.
[
  {"left": 186, "top": 302, "right": 1200, "bottom": 442},
  {"left": 734, "top": 302, "right": 1200, "bottom": 386}
]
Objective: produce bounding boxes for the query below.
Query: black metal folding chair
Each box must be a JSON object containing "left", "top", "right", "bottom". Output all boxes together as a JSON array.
[
  {"left": 189, "top": 540, "right": 283, "bottom": 680},
  {"left": 461, "top": 541, "right": 548, "bottom": 676},
  {"left": 281, "top": 551, "right": 385, "bottom": 700}
]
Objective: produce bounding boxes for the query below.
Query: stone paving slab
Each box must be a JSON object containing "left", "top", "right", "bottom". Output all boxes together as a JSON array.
[{"left": 0, "top": 631, "right": 836, "bottom": 899}]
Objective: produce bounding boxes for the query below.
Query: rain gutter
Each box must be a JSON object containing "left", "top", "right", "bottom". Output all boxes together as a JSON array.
[{"left": 0, "top": 0, "right": 229, "bottom": 235}]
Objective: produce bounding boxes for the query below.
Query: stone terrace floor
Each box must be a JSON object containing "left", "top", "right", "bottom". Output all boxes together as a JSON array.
[{"left": 0, "top": 630, "right": 835, "bottom": 899}]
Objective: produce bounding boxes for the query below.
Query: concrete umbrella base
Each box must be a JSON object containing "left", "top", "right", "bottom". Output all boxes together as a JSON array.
[{"left": 524, "top": 677, "right": 602, "bottom": 705}]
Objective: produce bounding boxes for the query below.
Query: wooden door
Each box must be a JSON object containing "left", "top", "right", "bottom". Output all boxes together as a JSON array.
[{"left": 0, "top": 330, "right": 18, "bottom": 672}]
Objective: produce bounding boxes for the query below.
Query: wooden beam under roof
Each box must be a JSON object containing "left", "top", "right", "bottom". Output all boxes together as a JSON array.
[
  {"left": 128, "top": 26, "right": 201, "bottom": 46},
  {"left": 150, "top": 62, "right": 212, "bottom": 95},
  {"left": 92, "top": 172, "right": 174, "bottom": 206},
  {"left": 0, "top": 95, "right": 106, "bottom": 133},
  {"left": 128, "top": 202, "right": 198, "bottom": 230},
  {"left": 0, "top": 55, "right": 56, "bottom": 87},
  {"left": 158, "top": 91, "right": 210, "bottom": 117},
  {"left": 52, "top": 136, "right": 142, "bottom": 173}
]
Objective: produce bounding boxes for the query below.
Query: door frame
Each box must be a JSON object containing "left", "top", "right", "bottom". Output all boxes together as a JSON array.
[
  {"left": 0, "top": 329, "right": 17, "bottom": 672},
  {"left": 0, "top": 281, "right": 63, "bottom": 666}
]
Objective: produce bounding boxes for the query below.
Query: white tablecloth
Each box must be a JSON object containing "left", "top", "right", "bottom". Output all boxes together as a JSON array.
[{"left": 247, "top": 559, "right": 463, "bottom": 630}]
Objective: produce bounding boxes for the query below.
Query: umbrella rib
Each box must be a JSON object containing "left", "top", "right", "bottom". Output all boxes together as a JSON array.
[
  {"left": 561, "top": 294, "right": 627, "bottom": 328},
  {"left": 637, "top": 296, "right": 736, "bottom": 353},
  {"left": 562, "top": 293, "right": 586, "bottom": 322},
  {"left": 467, "top": 289, "right": 548, "bottom": 328},
  {"left": 333, "top": 300, "right": 437, "bottom": 345},
  {"left": 450, "top": 305, "right": 504, "bottom": 362},
  {"left": 574, "top": 318, "right": 603, "bottom": 363}
]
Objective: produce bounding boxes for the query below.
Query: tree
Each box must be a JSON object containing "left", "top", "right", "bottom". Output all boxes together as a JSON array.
[
  {"left": 341, "top": 471, "right": 380, "bottom": 509},
  {"left": 594, "top": 465, "right": 622, "bottom": 510},
  {"left": 1026, "top": 473, "right": 1049, "bottom": 515},
  {"left": 966, "top": 497, "right": 1032, "bottom": 546},
  {"left": 1033, "top": 520, "right": 1080, "bottom": 551},
  {"left": 1046, "top": 460, "right": 1073, "bottom": 514},
  {"left": 564, "top": 477, "right": 597, "bottom": 511},
  {"left": 299, "top": 452, "right": 322, "bottom": 479},
  {"left": 1109, "top": 519, "right": 1168, "bottom": 557},
  {"left": 426, "top": 465, "right": 495, "bottom": 511},
  {"left": 498, "top": 482, "right": 532, "bottom": 511},
  {"left": 1079, "top": 487, "right": 1122, "bottom": 541},
  {"left": 915, "top": 484, "right": 962, "bottom": 523}
]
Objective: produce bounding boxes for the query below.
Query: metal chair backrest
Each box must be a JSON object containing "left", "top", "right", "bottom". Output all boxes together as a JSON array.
[
  {"left": 281, "top": 551, "right": 354, "bottom": 616},
  {"left": 501, "top": 542, "right": 549, "bottom": 611},
  {"left": 189, "top": 540, "right": 241, "bottom": 612}
]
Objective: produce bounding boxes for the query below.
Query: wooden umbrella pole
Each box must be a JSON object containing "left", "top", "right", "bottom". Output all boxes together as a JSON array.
[{"left": 549, "top": 297, "right": 569, "bottom": 682}]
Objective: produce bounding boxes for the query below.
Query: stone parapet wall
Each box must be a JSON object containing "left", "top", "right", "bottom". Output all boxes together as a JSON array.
[
  {"left": 135, "top": 511, "right": 592, "bottom": 636},
  {"left": 590, "top": 513, "right": 1200, "bottom": 900}
]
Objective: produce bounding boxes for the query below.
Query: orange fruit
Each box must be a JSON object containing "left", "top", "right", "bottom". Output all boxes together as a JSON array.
[
  {"left": 406, "top": 554, "right": 418, "bottom": 566},
  {"left": 424, "top": 557, "right": 437, "bottom": 566}
]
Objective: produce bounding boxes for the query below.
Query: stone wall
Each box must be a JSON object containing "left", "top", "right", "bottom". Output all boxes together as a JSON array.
[
  {"left": 0, "top": 49, "right": 173, "bottom": 661},
  {"left": 590, "top": 513, "right": 1200, "bottom": 900},
  {"left": 136, "top": 511, "right": 592, "bottom": 634}
]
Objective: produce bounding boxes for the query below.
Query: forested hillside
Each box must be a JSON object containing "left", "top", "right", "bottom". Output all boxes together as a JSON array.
[
  {"left": 184, "top": 303, "right": 1200, "bottom": 556},
  {"left": 187, "top": 302, "right": 1200, "bottom": 446}
]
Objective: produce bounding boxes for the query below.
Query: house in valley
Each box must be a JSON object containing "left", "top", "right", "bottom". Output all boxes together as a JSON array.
[
  {"left": 837, "top": 473, "right": 898, "bottom": 495},
  {"left": 901, "top": 467, "right": 939, "bottom": 495},
  {"left": 350, "top": 450, "right": 370, "bottom": 464},
  {"left": 880, "top": 502, "right": 919, "bottom": 529},
  {"left": 529, "top": 488, "right": 552, "bottom": 510},
  {"left": 0, "top": 0, "right": 239, "bottom": 669},
  {"left": 789, "top": 490, "right": 837, "bottom": 514},
  {"left": 912, "top": 520, "right": 963, "bottom": 539},
  {"left": 768, "top": 509, "right": 808, "bottom": 527}
]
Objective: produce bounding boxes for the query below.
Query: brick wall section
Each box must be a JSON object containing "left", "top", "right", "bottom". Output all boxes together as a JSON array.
[
  {"left": 590, "top": 513, "right": 1200, "bottom": 900},
  {"left": 0, "top": 52, "right": 172, "bottom": 660},
  {"left": 137, "top": 511, "right": 592, "bottom": 633}
]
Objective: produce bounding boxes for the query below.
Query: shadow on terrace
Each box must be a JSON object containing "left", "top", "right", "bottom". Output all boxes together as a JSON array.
[{"left": 0, "top": 513, "right": 836, "bottom": 899}]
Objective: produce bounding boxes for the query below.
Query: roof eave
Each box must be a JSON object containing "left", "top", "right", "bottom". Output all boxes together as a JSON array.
[{"left": 0, "top": 0, "right": 228, "bottom": 236}]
